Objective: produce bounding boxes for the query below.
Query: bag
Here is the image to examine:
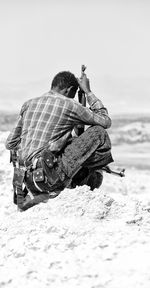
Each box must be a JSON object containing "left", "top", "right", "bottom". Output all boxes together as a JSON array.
[
  {"left": 40, "top": 149, "right": 61, "bottom": 186},
  {"left": 31, "top": 149, "right": 65, "bottom": 192}
]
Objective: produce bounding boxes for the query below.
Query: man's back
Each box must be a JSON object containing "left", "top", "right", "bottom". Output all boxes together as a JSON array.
[{"left": 19, "top": 91, "right": 79, "bottom": 160}]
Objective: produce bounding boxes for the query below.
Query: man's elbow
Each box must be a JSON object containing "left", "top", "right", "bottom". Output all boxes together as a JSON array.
[
  {"left": 106, "top": 117, "right": 112, "bottom": 128},
  {"left": 5, "top": 142, "right": 11, "bottom": 150},
  {"left": 5, "top": 139, "right": 14, "bottom": 150},
  {"left": 102, "top": 117, "right": 112, "bottom": 129}
]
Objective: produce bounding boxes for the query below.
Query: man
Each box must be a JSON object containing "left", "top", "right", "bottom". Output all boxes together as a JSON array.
[{"left": 5, "top": 70, "right": 113, "bottom": 211}]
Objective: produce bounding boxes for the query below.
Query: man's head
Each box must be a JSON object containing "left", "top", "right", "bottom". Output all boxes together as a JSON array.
[{"left": 51, "top": 71, "right": 79, "bottom": 98}]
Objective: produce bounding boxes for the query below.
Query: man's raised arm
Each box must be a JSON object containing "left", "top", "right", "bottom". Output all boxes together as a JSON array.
[{"left": 77, "top": 74, "right": 111, "bottom": 129}]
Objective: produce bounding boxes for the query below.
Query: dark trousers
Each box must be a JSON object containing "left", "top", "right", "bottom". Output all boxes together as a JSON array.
[
  {"left": 62, "top": 126, "right": 113, "bottom": 178},
  {"left": 22, "top": 126, "right": 113, "bottom": 210}
]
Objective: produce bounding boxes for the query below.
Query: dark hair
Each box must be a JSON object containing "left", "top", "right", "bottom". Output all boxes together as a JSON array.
[{"left": 51, "top": 71, "right": 79, "bottom": 91}]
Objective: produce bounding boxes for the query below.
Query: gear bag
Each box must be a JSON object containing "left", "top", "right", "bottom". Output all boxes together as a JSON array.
[{"left": 31, "top": 149, "right": 66, "bottom": 193}]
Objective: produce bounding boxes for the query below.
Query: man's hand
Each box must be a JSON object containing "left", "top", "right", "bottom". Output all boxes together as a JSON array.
[{"left": 77, "top": 74, "right": 91, "bottom": 95}]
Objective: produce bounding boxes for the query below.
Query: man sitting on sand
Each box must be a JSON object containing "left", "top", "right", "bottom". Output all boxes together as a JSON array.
[{"left": 5, "top": 70, "right": 113, "bottom": 210}]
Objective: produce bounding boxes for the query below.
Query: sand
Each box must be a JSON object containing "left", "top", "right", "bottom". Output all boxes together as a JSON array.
[{"left": 0, "top": 132, "right": 150, "bottom": 288}]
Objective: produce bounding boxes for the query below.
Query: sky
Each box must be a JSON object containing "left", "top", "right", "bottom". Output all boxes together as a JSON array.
[{"left": 0, "top": 0, "right": 150, "bottom": 115}]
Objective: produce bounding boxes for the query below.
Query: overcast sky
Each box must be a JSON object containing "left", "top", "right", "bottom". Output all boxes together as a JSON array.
[{"left": 0, "top": 0, "right": 150, "bottom": 114}]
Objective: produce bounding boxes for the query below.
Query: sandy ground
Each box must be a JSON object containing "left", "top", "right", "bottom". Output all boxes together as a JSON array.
[{"left": 0, "top": 135, "right": 150, "bottom": 288}]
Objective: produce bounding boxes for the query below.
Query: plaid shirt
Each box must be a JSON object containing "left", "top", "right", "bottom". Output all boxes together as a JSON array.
[{"left": 5, "top": 90, "right": 111, "bottom": 161}]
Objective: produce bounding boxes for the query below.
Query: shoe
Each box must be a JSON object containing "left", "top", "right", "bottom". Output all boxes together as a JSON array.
[{"left": 86, "top": 170, "right": 103, "bottom": 190}]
